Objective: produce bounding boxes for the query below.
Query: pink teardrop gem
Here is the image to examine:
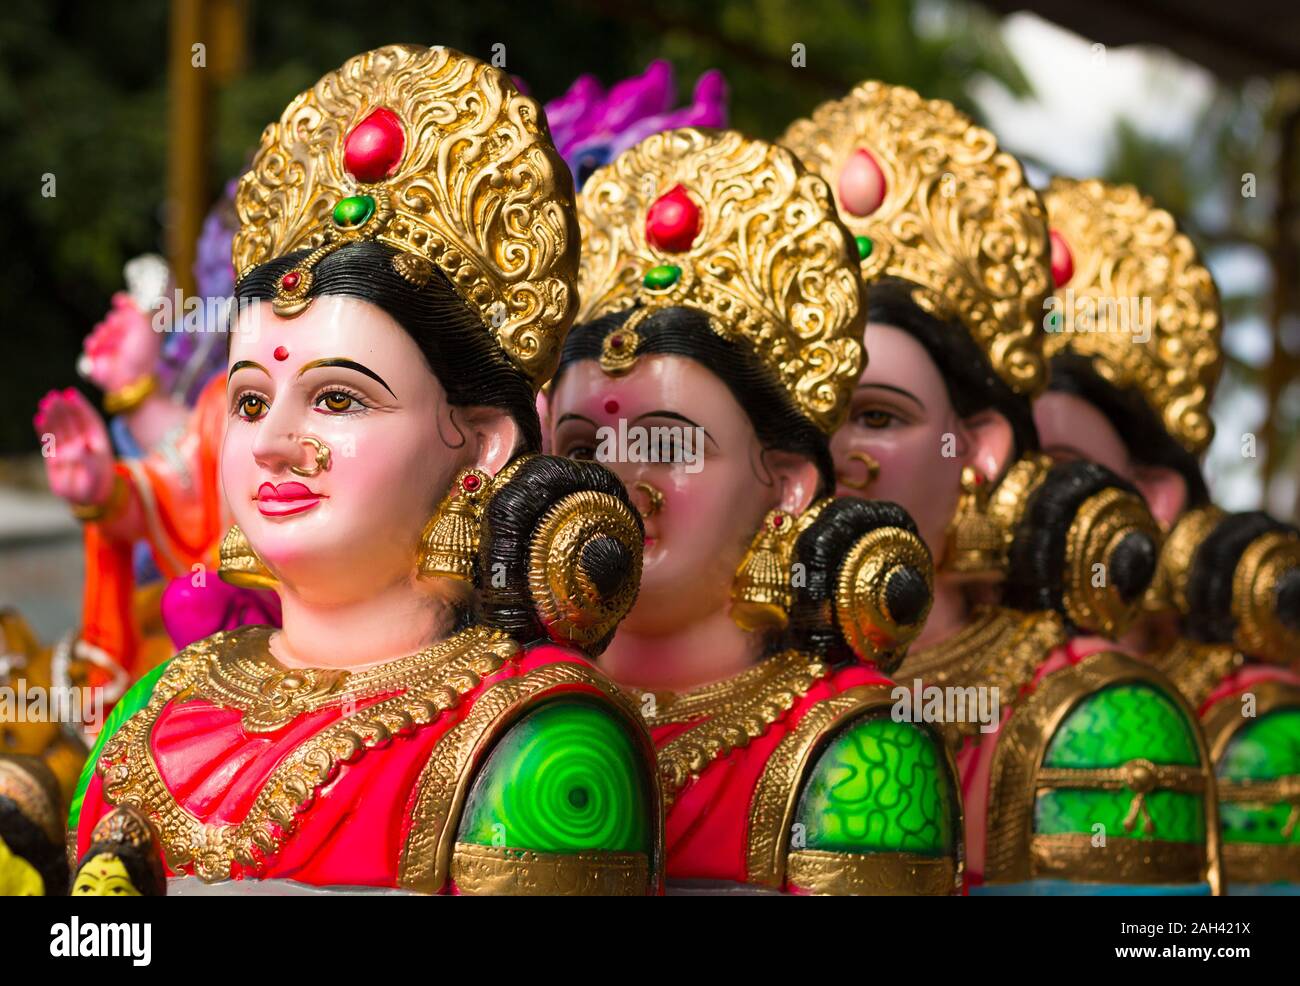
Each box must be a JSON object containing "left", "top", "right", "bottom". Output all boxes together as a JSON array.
[
  {"left": 838, "top": 148, "right": 886, "bottom": 217},
  {"left": 1049, "top": 230, "right": 1074, "bottom": 287},
  {"left": 344, "top": 108, "right": 405, "bottom": 184}
]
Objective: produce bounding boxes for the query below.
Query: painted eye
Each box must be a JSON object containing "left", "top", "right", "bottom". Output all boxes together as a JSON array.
[
  {"left": 238, "top": 395, "right": 268, "bottom": 420},
  {"left": 317, "top": 391, "right": 360, "bottom": 413},
  {"left": 563, "top": 444, "right": 597, "bottom": 461},
  {"left": 855, "top": 409, "right": 892, "bottom": 429}
]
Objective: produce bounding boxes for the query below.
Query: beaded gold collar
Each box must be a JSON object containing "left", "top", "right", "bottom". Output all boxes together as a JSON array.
[{"left": 191, "top": 625, "right": 519, "bottom": 733}]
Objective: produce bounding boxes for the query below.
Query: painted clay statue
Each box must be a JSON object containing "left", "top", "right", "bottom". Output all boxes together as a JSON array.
[
  {"left": 1037, "top": 177, "right": 1300, "bottom": 892},
  {"left": 785, "top": 82, "right": 1223, "bottom": 893},
  {"left": 68, "top": 44, "right": 660, "bottom": 895},
  {"left": 549, "top": 127, "right": 962, "bottom": 894}
]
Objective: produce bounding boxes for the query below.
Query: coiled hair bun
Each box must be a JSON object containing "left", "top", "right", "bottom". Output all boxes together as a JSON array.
[
  {"left": 787, "top": 497, "right": 933, "bottom": 672},
  {"left": 1184, "top": 510, "right": 1300, "bottom": 662},
  {"left": 478, "top": 455, "right": 644, "bottom": 656},
  {"left": 1004, "top": 460, "right": 1160, "bottom": 637}
]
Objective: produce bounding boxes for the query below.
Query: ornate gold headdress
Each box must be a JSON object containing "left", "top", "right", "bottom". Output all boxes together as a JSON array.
[
  {"left": 781, "top": 81, "right": 1051, "bottom": 397},
  {"left": 1042, "top": 177, "right": 1223, "bottom": 454},
  {"left": 233, "top": 44, "right": 579, "bottom": 391},
  {"left": 576, "top": 127, "right": 865, "bottom": 433}
]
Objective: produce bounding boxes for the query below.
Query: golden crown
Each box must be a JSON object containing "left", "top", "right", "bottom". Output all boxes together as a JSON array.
[
  {"left": 782, "top": 81, "right": 1051, "bottom": 397},
  {"left": 232, "top": 44, "right": 580, "bottom": 391},
  {"left": 1043, "top": 177, "right": 1223, "bottom": 454},
  {"left": 576, "top": 127, "right": 865, "bottom": 433}
]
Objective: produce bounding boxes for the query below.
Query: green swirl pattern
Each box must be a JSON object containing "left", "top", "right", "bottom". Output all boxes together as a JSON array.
[
  {"left": 457, "top": 700, "right": 650, "bottom": 853},
  {"left": 1217, "top": 707, "right": 1300, "bottom": 845},
  {"left": 1035, "top": 683, "right": 1204, "bottom": 842},
  {"left": 795, "top": 714, "right": 954, "bottom": 855}
]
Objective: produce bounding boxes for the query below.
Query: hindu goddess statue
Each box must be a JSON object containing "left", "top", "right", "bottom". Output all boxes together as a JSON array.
[
  {"left": 784, "top": 82, "right": 1223, "bottom": 893},
  {"left": 1036, "top": 177, "right": 1300, "bottom": 893},
  {"left": 548, "top": 126, "right": 962, "bottom": 894},
  {"left": 67, "top": 44, "right": 661, "bottom": 895}
]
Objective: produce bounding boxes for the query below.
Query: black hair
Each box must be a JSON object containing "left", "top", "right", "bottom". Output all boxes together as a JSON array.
[
  {"left": 479, "top": 454, "right": 643, "bottom": 656},
  {"left": 1185, "top": 511, "right": 1300, "bottom": 644},
  {"left": 867, "top": 278, "right": 1039, "bottom": 461},
  {"left": 73, "top": 841, "right": 167, "bottom": 897},
  {"left": 1004, "top": 460, "right": 1158, "bottom": 632},
  {"left": 0, "top": 795, "right": 67, "bottom": 896},
  {"left": 1046, "top": 351, "right": 1211, "bottom": 507},
  {"left": 555, "top": 305, "right": 836, "bottom": 491},
  {"left": 235, "top": 240, "right": 542, "bottom": 452},
  {"left": 787, "top": 497, "right": 932, "bottom": 669}
]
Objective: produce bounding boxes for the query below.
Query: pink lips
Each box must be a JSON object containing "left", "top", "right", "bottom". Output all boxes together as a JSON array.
[{"left": 255, "top": 481, "right": 326, "bottom": 517}]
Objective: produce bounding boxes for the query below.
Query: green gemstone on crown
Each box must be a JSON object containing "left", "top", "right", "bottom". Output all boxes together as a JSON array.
[
  {"left": 643, "top": 264, "right": 681, "bottom": 290},
  {"left": 855, "top": 235, "right": 873, "bottom": 261},
  {"left": 333, "top": 194, "right": 376, "bottom": 228}
]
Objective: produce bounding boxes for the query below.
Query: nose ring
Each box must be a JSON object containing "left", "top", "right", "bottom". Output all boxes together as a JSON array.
[
  {"left": 291, "top": 436, "right": 332, "bottom": 477},
  {"left": 632, "top": 480, "right": 664, "bottom": 519},
  {"left": 840, "top": 450, "right": 881, "bottom": 491}
]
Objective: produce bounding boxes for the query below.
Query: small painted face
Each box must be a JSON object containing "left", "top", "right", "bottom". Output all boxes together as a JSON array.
[
  {"left": 224, "top": 296, "right": 466, "bottom": 604},
  {"left": 1033, "top": 390, "right": 1133, "bottom": 479},
  {"left": 0, "top": 834, "right": 43, "bottom": 896},
  {"left": 829, "top": 323, "right": 965, "bottom": 559},
  {"left": 72, "top": 853, "right": 140, "bottom": 896},
  {"left": 549, "top": 354, "right": 777, "bottom": 632}
]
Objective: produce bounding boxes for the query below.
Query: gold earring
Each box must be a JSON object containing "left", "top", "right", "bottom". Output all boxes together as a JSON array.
[
  {"left": 941, "top": 466, "right": 1004, "bottom": 579},
  {"left": 218, "top": 524, "right": 278, "bottom": 589},
  {"left": 418, "top": 468, "right": 492, "bottom": 582},
  {"left": 839, "top": 450, "right": 881, "bottom": 491},
  {"left": 731, "top": 508, "right": 796, "bottom": 632}
]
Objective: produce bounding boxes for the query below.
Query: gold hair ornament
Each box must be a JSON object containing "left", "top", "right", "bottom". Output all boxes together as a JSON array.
[
  {"left": 782, "top": 81, "right": 1051, "bottom": 397},
  {"left": 577, "top": 128, "right": 865, "bottom": 433},
  {"left": 1062, "top": 487, "right": 1162, "bottom": 638},
  {"left": 233, "top": 44, "right": 579, "bottom": 391},
  {"left": 527, "top": 490, "right": 644, "bottom": 648},
  {"left": 834, "top": 525, "right": 934, "bottom": 672},
  {"left": 1042, "top": 177, "right": 1223, "bottom": 454},
  {"left": 1232, "top": 528, "right": 1300, "bottom": 663}
]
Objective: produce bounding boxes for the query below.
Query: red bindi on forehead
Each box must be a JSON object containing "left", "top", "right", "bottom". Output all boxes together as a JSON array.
[
  {"left": 604, "top": 398, "right": 619, "bottom": 415},
  {"left": 273, "top": 346, "right": 289, "bottom": 361}
]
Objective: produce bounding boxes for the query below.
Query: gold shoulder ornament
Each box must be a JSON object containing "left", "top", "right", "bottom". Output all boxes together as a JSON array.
[
  {"left": 782, "top": 80, "right": 1051, "bottom": 397},
  {"left": 233, "top": 44, "right": 580, "bottom": 391},
  {"left": 576, "top": 127, "right": 865, "bottom": 433},
  {"left": 1043, "top": 177, "right": 1223, "bottom": 454}
]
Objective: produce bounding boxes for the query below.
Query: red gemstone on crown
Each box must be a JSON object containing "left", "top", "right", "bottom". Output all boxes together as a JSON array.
[
  {"left": 1049, "top": 230, "right": 1074, "bottom": 287},
  {"left": 772, "top": 514, "right": 785, "bottom": 529},
  {"left": 462, "top": 473, "right": 482, "bottom": 493},
  {"left": 344, "top": 108, "right": 405, "bottom": 184},
  {"left": 645, "top": 185, "right": 700, "bottom": 253},
  {"left": 280, "top": 271, "right": 301, "bottom": 291},
  {"left": 610, "top": 335, "right": 624, "bottom": 349}
]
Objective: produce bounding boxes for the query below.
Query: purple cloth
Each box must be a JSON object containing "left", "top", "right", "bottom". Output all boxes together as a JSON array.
[
  {"left": 543, "top": 60, "right": 729, "bottom": 188},
  {"left": 162, "top": 575, "right": 282, "bottom": 649}
]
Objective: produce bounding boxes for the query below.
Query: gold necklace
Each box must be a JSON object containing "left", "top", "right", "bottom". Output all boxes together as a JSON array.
[
  {"left": 633, "top": 650, "right": 827, "bottom": 805},
  {"left": 193, "top": 625, "right": 511, "bottom": 733}
]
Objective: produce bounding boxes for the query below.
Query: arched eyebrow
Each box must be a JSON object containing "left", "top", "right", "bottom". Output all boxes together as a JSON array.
[
  {"left": 229, "top": 360, "right": 268, "bottom": 379},
  {"left": 855, "top": 382, "right": 924, "bottom": 412},
  {"left": 297, "top": 358, "right": 397, "bottom": 398}
]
